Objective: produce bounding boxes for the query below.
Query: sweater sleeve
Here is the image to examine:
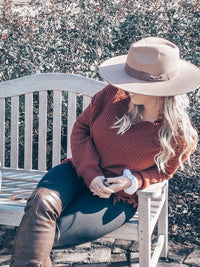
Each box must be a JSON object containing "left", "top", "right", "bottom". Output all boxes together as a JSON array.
[
  {"left": 132, "top": 138, "right": 191, "bottom": 190},
  {"left": 70, "top": 97, "right": 104, "bottom": 187},
  {"left": 132, "top": 164, "right": 171, "bottom": 190}
]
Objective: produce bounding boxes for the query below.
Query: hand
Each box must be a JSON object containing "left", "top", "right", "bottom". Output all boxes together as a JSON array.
[
  {"left": 105, "top": 176, "right": 132, "bottom": 193},
  {"left": 89, "top": 176, "right": 114, "bottom": 198}
]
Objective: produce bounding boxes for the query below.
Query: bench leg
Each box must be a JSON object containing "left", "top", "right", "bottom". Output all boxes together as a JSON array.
[
  {"left": 158, "top": 184, "right": 168, "bottom": 258},
  {"left": 138, "top": 197, "right": 151, "bottom": 267}
]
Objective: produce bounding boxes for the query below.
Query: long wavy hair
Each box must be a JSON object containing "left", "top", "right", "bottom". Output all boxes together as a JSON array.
[{"left": 112, "top": 94, "right": 198, "bottom": 173}]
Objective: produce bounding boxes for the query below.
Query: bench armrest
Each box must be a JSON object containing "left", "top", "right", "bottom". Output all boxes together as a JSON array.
[{"left": 137, "top": 180, "right": 168, "bottom": 199}]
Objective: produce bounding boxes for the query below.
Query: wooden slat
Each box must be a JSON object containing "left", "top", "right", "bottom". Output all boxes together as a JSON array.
[
  {"left": 11, "top": 96, "right": 19, "bottom": 169},
  {"left": 1, "top": 187, "right": 34, "bottom": 194},
  {"left": 52, "top": 91, "right": 62, "bottom": 167},
  {"left": 150, "top": 196, "right": 165, "bottom": 236},
  {"left": 2, "top": 181, "right": 37, "bottom": 190},
  {"left": 67, "top": 92, "right": 76, "bottom": 158},
  {"left": 151, "top": 235, "right": 165, "bottom": 266},
  {"left": 2, "top": 176, "right": 42, "bottom": 183},
  {"left": 0, "top": 197, "right": 26, "bottom": 205},
  {"left": 2, "top": 176, "right": 40, "bottom": 184},
  {"left": 150, "top": 195, "right": 165, "bottom": 235},
  {"left": 0, "top": 73, "right": 106, "bottom": 98},
  {"left": 0, "top": 204, "right": 25, "bottom": 226},
  {"left": 1, "top": 167, "right": 45, "bottom": 176},
  {"left": 38, "top": 91, "right": 47, "bottom": 171},
  {"left": 83, "top": 95, "right": 91, "bottom": 111},
  {"left": 158, "top": 183, "right": 168, "bottom": 258},
  {"left": 0, "top": 98, "right": 5, "bottom": 167},
  {"left": 24, "top": 93, "right": 33, "bottom": 169},
  {"left": 138, "top": 197, "right": 151, "bottom": 266}
]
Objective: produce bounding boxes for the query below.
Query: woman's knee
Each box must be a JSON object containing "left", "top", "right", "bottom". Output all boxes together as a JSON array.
[
  {"left": 37, "top": 163, "right": 88, "bottom": 207},
  {"left": 25, "top": 188, "right": 62, "bottom": 220},
  {"left": 37, "top": 163, "right": 80, "bottom": 191}
]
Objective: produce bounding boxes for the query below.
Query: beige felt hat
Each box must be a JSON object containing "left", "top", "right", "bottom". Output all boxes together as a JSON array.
[{"left": 99, "top": 37, "right": 200, "bottom": 96}]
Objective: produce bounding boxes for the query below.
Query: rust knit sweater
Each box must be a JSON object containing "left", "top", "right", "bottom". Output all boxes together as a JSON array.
[{"left": 63, "top": 85, "right": 187, "bottom": 207}]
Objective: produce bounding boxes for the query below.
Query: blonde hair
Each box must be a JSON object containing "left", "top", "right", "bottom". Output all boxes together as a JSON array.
[{"left": 112, "top": 94, "right": 198, "bottom": 173}]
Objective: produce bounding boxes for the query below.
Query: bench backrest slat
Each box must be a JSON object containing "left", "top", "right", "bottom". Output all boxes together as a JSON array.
[
  {"left": 67, "top": 91, "right": 77, "bottom": 158},
  {"left": 0, "top": 98, "right": 5, "bottom": 166},
  {"left": 38, "top": 91, "right": 47, "bottom": 172},
  {"left": 11, "top": 96, "right": 19, "bottom": 169},
  {"left": 52, "top": 90, "right": 62, "bottom": 167},
  {"left": 83, "top": 95, "right": 91, "bottom": 111},
  {"left": 24, "top": 93, "right": 33, "bottom": 170}
]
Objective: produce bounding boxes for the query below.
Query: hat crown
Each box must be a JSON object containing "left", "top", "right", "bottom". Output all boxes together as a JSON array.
[
  {"left": 99, "top": 36, "right": 200, "bottom": 96},
  {"left": 126, "top": 37, "right": 180, "bottom": 76}
]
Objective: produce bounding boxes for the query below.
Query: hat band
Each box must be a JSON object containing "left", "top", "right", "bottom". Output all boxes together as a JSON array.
[{"left": 125, "top": 63, "right": 177, "bottom": 82}]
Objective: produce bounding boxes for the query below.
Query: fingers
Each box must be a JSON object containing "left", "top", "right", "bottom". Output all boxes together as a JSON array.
[
  {"left": 90, "top": 185, "right": 111, "bottom": 198},
  {"left": 105, "top": 177, "right": 131, "bottom": 193},
  {"left": 89, "top": 176, "right": 113, "bottom": 198},
  {"left": 93, "top": 181, "right": 113, "bottom": 195},
  {"left": 89, "top": 176, "right": 131, "bottom": 197},
  {"left": 106, "top": 177, "right": 119, "bottom": 184}
]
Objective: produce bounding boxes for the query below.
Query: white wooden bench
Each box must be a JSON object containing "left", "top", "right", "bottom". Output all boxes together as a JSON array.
[{"left": 0, "top": 73, "right": 168, "bottom": 267}]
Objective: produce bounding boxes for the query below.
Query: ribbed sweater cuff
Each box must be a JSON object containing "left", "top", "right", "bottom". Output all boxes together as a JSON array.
[{"left": 132, "top": 173, "right": 144, "bottom": 189}]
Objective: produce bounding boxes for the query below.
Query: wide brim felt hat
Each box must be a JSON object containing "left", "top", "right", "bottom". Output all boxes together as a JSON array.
[{"left": 99, "top": 37, "right": 200, "bottom": 96}]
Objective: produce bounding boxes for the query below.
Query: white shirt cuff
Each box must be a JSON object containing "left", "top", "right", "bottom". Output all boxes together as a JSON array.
[{"left": 123, "top": 169, "right": 138, "bottom": 195}]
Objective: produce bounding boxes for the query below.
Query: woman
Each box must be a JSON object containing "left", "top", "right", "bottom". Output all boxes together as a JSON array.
[{"left": 11, "top": 37, "right": 200, "bottom": 267}]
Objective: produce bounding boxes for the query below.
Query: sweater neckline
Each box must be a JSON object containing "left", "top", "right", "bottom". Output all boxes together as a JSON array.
[
  {"left": 134, "top": 119, "right": 163, "bottom": 129},
  {"left": 142, "top": 115, "right": 164, "bottom": 126}
]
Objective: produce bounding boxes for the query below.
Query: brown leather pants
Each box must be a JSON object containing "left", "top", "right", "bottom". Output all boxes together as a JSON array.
[{"left": 10, "top": 187, "right": 62, "bottom": 267}]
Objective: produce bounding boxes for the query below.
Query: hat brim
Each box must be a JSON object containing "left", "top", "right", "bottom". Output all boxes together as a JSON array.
[{"left": 99, "top": 55, "right": 200, "bottom": 96}]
